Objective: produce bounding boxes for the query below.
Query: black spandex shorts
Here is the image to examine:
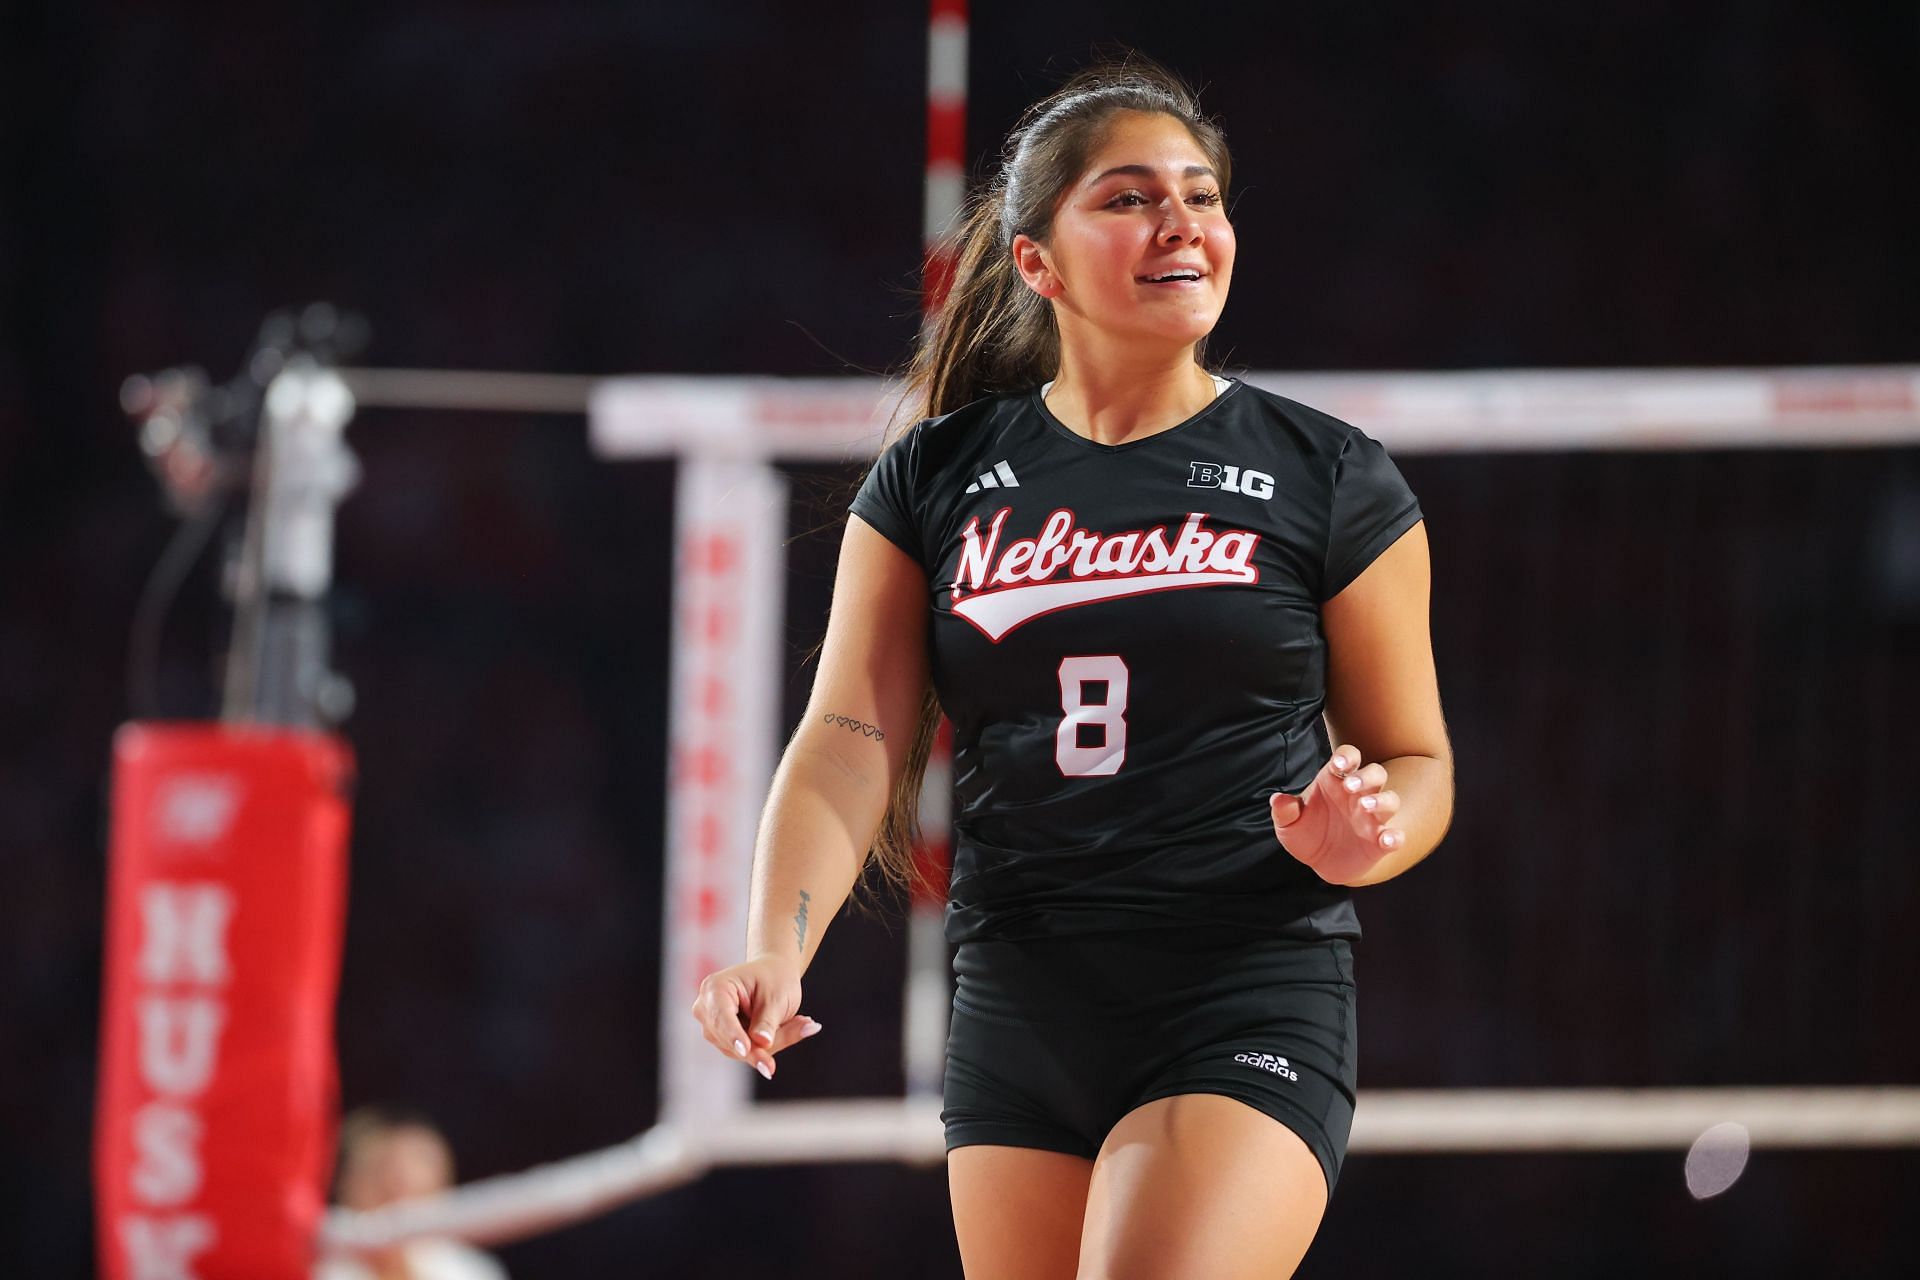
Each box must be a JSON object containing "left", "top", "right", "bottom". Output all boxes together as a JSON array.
[{"left": 942, "top": 927, "right": 1358, "bottom": 1197}]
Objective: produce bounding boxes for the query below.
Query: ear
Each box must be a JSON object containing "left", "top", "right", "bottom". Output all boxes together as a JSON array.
[{"left": 1010, "top": 233, "right": 1061, "bottom": 300}]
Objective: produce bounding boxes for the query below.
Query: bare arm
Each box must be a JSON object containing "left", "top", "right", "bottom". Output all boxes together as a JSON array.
[
  {"left": 1320, "top": 519, "right": 1454, "bottom": 884},
  {"left": 690, "top": 512, "right": 930, "bottom": 1071},
  {"left": 744, "top": 729, "right": 902, "bottom": 977},
  {"left": 745, "top": 513, "right": 930, "bottom": 970},
  {"left": 1270, "top": 520, "right": 1455, "bottom": 886}
]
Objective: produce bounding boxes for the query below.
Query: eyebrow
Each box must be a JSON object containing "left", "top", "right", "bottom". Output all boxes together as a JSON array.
[{"left": 1088, "top": 163, "right": 1218, "bottom": 184}]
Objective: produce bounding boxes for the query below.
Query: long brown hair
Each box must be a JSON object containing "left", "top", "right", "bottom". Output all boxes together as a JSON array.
[{"left": 855, "top": 53, "right": 1233, "bottom": 909}]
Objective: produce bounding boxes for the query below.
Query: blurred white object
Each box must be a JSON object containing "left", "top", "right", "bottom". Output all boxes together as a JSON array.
[
  {"left": 315, "top": 1237, "right": 507, "bottom": 1280},
  {"left": 1684, "top": 1121, "right": 1752, "bottom": 1199}
]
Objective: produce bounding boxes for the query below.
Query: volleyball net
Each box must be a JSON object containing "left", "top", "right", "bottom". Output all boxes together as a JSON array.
[
  {"left": 101, "top": 360, "right": 1920, "bottom": 1264},
  {"left": 324, "top": 362, "right": 1920, "bottom": 1251}
]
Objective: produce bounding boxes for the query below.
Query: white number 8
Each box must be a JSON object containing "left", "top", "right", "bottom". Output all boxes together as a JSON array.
[{"left": 1055, "top": 655, "right": 1129, "bottom": 776}]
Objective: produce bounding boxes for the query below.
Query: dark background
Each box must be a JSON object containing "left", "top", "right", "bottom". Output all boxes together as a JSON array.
[{"left": 5, "top": 1, "right": 1918, "bottom": 1274}]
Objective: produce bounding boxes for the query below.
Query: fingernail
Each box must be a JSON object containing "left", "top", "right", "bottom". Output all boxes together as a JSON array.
[
  {"left": 1333, "top": 755, "right": 1349, "bottom": 770},
  {"left": 1360, "top": 795, "right": 1377, "bottom": 811},
  {"left": 755, "top": 1061, "right": 773, "bottom": 1080},
  {"left": 732, "top": 1039, "right": 747, "bottom": 1057},
  {"left": 1382, "top": 832, "right": 1400, "bottom": 848},
  {"left": 801, "top": 1021, "right": 823, "bottom": 1037},
  {"left": 1344, "top": 775, "right": 1362, "bottom": 792}
]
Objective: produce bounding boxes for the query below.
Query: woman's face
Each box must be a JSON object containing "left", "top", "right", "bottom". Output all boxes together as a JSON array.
[{"left": 1016, "top": 110, "right": 1235, "bottom": 354}]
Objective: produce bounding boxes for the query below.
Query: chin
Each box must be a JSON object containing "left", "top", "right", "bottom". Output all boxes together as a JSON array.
[{"left": 1136, "top": 316, "right": 1222, "bottom": 348}]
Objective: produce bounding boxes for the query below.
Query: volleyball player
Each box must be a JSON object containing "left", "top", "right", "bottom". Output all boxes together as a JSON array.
[{"left": 691, "top": 58, "right": 1454, "bottom": 1278}]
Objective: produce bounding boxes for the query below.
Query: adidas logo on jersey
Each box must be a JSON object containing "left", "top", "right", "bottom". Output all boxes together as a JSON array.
[
  {"left": 1234, "top": 1052, "right": 1299, "bottom": 1081},
  {"left": 964, "top": 460, "right": 1020, "bottom": 493}
]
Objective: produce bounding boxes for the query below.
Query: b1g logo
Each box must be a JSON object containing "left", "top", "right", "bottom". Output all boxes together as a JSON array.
[
  {"left": 1188, "top": 460, "right": 1275, "bottom": 500},
  {"left": 1234, "top": 1051, "right": 1299, "bottom": 1081}
]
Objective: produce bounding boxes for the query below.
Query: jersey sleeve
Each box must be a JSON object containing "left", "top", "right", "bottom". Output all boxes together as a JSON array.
[
  {"left": 847, "top": 423, "right": 927, "bottom": 569},
  {"left": 1322, "top": 426, "right": 1423, "bottom": 601}
]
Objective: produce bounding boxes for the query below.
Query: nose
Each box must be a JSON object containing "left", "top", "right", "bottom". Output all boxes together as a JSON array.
[{"left": 1158, "top": 199, "right": 1204, "bottom": 246}]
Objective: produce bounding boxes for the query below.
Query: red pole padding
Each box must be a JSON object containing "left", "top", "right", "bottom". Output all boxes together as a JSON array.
[{"left": 95, "top": 723, "right": 354, "bottom": 1280}]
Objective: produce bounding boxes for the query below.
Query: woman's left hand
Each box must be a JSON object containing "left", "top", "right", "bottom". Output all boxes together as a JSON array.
[{"left": 1269, "top": 744, "right": 1404, "bottom": 886}]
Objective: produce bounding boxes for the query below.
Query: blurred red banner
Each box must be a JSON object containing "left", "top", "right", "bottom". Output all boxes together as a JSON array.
[{"left": 95, "top": 723, "right": 353, "bottom": 1280}]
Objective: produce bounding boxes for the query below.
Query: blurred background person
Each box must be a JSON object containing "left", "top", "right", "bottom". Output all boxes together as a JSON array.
[{"left": 317, "top": 1106, "right": 508, "bottom": 1280}]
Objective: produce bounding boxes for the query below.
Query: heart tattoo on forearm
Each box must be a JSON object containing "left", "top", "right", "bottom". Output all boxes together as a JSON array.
[{"left": 823, "top": 714, "right": 884, "bottom": 741}]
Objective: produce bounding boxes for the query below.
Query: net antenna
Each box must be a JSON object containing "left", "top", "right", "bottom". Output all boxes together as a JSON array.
[{"left": 308, "top": 360, "right": 1920, "bottom": 1255}]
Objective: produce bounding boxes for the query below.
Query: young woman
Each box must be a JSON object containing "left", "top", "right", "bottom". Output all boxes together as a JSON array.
[{"left": 690, "top": 59, "right": 1453, "bottom": 1278}]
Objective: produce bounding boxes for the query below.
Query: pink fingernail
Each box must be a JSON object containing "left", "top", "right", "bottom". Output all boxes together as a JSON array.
[
  {"left": 733, "top": 1039, "right": 747, "bottom": 1057},
  {"left": 801, "top": 1021, "right": 824, "bottom": 1037},
  {"left": 1344, "top": 775, "right": 1362, "bottom": 792},
  {"left": 1360, "top": 795, "right": 1377, "bottom": 811},
  {"left": 755, "top": 1061, "right": 773, "bottom": 1080}
]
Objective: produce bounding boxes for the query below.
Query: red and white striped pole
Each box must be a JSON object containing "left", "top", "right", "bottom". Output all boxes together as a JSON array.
[
  {"left": 921, "top": 0, "right": 968, "bottom": 315},
  {"left": 905, "top": 0, "right": 966, "bottom": 1099}
]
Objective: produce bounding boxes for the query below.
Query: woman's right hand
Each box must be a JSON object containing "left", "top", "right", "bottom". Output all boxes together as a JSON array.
[{"left": 689, "top": 953, "right": 821, "bottom": 1080}]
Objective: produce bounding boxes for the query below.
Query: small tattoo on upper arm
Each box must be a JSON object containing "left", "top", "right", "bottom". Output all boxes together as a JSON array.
[
  {"left": 824, "top": 713, "right": 884, "bottom": 741},
  {"left": 794, "top": 890, "right": 812, "bottom": 954}
]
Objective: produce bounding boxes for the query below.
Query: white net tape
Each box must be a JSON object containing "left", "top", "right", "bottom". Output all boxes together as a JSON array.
[{"left": 320, "top": 1089, "right": 1920, "bottom": 1250}]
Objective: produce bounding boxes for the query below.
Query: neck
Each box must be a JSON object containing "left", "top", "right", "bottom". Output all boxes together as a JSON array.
[{"left": 1044, "top": 342, "right": 1217, "bottom": 448}]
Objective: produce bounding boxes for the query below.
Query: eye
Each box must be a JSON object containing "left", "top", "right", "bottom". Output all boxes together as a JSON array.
[{"left": 1104, "top": 188, "right": 1224, "bottom": 209}]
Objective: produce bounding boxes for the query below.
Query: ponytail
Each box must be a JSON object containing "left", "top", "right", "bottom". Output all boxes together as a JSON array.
[{"left": 900, "top": 184, "right": 1060, "bottom": 424}]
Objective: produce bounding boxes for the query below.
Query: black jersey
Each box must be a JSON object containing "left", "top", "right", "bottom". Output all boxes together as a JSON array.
[{"left": 848, "top": 377, "right": 1423, "bottom": 946}]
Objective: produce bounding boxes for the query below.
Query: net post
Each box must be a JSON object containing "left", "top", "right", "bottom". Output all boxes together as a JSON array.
[{"left": 658, "top": 456, "right": 791, "bottom": 1128}]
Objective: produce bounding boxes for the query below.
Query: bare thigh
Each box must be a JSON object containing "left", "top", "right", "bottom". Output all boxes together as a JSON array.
[
  {"left": 1077, "top": 1094, "right": 1328, "bottom": 1280},
  {"left": 949, "top": 1144, "right": 1096, "bottom": 1280}
]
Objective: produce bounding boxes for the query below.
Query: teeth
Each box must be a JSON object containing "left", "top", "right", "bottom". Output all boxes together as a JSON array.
[{"left": 1147, "top": 273, "right": 1200, "bottom": 282}]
